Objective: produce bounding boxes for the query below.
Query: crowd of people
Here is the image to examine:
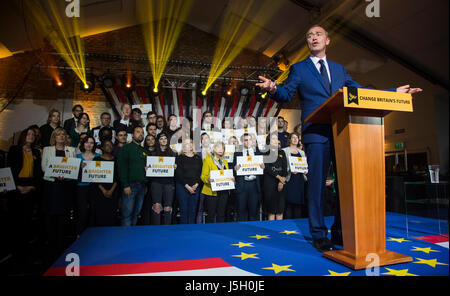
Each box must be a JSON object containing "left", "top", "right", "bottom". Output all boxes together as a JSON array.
[{"left": 1, "top": 102, "right": 318, "bottom": 267}]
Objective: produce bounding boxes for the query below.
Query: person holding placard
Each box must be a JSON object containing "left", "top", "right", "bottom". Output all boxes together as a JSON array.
[
  {"left": 175, "top": 138, "right": 203, "bottom": 224},
  {"left": 148, "top": 131, "right": 177, "bottom": 225},
  {"left": 91, "top": 140, "right": 119, "bottom": 227},
  {"left": 283, "top": 133, "right": 307, "bottom": 219},
  {"left": 140, "top": 134, "right": 157, "bottom": 225},
  {"left": 41, "top": 127, "right": 76, "bottom": 260},
  {"left": 200, "top": 142, "right": 230, "bottom": 223},
  {"left": 75, "top": 135, "right": 101, "bottom": 236},
  {"left": 7, "top": 127, "right": 42, "bottom": 258},
  {"left": 233, "top": 133, "right": 263, "bottom": 222},
  {"left": 117, "top": 126, "right": 148, "bottom": 226},
  {"left": 262, "top": 133, "right": 288, "bottom": 221}
]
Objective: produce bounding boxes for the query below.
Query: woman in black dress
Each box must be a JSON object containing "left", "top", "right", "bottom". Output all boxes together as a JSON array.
[
  {"left": 91, "top": 140, "right": 119, "bottom": 226},
  {"left": 7, "top": 127, "right": 42, "bottom": 257},
  {"left": 283, "top": 133, "right": 307, "bottom": 219},
  {"left": 262, "top": 133, "right": 288, "bottom": 221}
]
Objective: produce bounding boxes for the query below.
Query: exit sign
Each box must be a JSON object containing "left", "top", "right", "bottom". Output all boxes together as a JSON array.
[{"left": 395, "top": 142, "right": 404, "bottom": 149}]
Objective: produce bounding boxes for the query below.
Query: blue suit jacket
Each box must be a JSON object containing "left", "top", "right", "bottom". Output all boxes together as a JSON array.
[{"left": 271, "top": 57, "right": 395, "bottom": 144}]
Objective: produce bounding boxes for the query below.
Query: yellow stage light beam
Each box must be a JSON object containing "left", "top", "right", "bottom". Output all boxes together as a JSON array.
[
  {"left": 137, "top": 0, "right": 193, "bottom": 91},
  {"left": 204, "top": 0, "right": 286, "bottom": 93},
  {"left": 22, "top": 0, "right": 86, "bottom": 85},
  {"left": 276, "top": 0, "right": 356, "bottom": 84}
]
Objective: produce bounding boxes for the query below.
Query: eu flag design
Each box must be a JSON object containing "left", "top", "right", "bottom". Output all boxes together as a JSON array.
[{"left": 44, "top": 212, "right": 448, "bottom": 276}]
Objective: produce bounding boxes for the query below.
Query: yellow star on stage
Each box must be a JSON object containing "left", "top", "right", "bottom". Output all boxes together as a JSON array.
[
  {"left": 280, "top": 230, "right": 298, "bottom": 235},
  {"left": 232, "top": 252, "right": 260, "bottom": 260},
  {"left": 381, "top": 268, "right": 418, "bottom": 276},
  {"left": 387, "top": 237, "right": 411, "bottom": 243},
  {"left": 413, "top": 258, "right": 448, "bottom": 268},
  {"left": 231, "top": 242, "right": 254, "bottom": 248},
  {"left": 262, "top": 263, "right": 295, "bottom": 274},
  {"left": 411, "top": 246, "right": 440, "bottom": 254},
  {"left": 250, "top": 234, "right": 270, "bottom": 240},
  {"left": 324, "top": 270, "right": 351, "bottom": 276}
]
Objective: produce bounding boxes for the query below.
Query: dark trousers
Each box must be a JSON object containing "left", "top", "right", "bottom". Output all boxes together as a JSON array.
[
  {"left": 10, "top": 190, "right": 35, "bottom": 251},
  {"left": 151, "top": 182, "right": 175, "bottom": 225},
  {"left": 304, "top": 139, "right": 341, "bottom": 241},
  {"left": 205, "top": 191, "right": 228, "bottom": 223},
  {"left": 45, "top": 214, "right": 65, "bottom": 261},
  {"left": 236, "top": 180, "right": 260, "bottom": 221},
  {"left": 75, "top": 186, "right": 94, "bottom": 236},
  {"left": 176, "top": 183, "right": 200, "bottom": 224}
]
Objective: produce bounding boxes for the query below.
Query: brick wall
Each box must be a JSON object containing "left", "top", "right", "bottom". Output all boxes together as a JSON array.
[{"left": 0, "top": 23, "right": 300, "bottom": 151}]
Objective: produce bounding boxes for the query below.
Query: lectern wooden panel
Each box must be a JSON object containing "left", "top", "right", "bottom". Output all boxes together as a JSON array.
[{"left": 305, "top": 88, "right": 413, "bottom": 270}]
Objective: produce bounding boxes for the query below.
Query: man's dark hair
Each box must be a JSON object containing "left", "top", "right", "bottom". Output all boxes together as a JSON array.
[
  {"left": 100, "top": 112, "right": 111, "bottom": 119},
  {"left": 72, "top": 104, "right": 83, "bottom": 112},
  {"left": 115, "top": 126, "right": 127, "bottom": 134},
  {"left": 99, "top": 126, "right": 113, "bottom": 142}
]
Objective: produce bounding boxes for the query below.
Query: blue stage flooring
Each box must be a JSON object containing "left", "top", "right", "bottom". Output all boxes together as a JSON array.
[{"left": 48, "top": 212, "right": 448, "bottom": 276}]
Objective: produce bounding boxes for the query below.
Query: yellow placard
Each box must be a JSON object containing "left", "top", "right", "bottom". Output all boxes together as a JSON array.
[{"left": 343, "top": 87, "right": 413, "bottom": 112}]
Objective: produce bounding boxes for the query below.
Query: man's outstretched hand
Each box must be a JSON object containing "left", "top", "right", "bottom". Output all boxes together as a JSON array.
[
  {"left": 256, "top": 76, "right": 277, "bottom": 94},
  {"left": 396, "top": 85, "right": 423, "bottom": 94}
]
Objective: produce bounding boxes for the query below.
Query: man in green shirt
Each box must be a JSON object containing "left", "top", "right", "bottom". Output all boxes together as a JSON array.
[{"left": 118, "top": 126, "right": 148, "bottom": 226}]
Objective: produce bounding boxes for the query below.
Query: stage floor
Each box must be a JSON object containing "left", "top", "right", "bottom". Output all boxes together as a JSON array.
[{"left": 44, "top": 212, "right": 448, "bottom": 276}]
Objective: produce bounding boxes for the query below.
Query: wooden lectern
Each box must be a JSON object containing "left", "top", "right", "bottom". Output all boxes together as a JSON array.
[{"left": 305, "top": 87, "right": 413, "bottom": 270}]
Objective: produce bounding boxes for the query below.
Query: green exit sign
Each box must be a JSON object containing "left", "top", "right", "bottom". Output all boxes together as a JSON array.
[{"left": 395, "top": 142, "right": 404, "bottom": 149}]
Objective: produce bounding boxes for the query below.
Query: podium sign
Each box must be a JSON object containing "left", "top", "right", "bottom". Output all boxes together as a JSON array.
[{"left": 343, "top": 87, "right": 413, "bottom": 112}]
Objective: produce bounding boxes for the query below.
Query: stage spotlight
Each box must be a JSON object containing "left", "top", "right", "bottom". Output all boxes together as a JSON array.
[
  {"left": 54, "top": 79, "right": 64, "bottom": 88},
  {"left": 227, "top": 90, "right": 232, "bottom": 96},
  {"left": 202, "top": 90, "right": 207, "bottom": 96},
  {"left": 122, "top": 74, "right": 136, "bottom": 91},
  {"left": 240, "top": 86, "right": 249, "bottom": 96},
  {"left": 151, "top": 81, "right": 160, "bottom": 95},
  {"left": 102, "top": 74, "right": 114, "bottom": 88},
  {"left": 80, "top": 73, "right": 96, "bottom": 93}
]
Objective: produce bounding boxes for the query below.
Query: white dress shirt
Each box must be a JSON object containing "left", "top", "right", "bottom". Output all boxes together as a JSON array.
[{"left": 310, "top": 55, "right": 331, "bottom": 83}]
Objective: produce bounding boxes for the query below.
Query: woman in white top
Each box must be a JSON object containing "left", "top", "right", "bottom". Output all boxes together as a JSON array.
[{"left": 41, "top": 128, "right": 76, "bottom": 258}]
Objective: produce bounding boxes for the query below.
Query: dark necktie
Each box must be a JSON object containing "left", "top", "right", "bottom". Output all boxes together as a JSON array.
[{"left": 319, "top": 59, "right": 331, "bottom": 92}]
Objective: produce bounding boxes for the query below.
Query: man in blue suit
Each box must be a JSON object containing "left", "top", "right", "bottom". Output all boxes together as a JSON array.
[{"left": 257, "top": 25, "right": 422, "bottom": 252}]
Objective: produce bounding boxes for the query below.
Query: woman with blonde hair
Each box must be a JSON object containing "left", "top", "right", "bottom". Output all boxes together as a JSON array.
[
  {"left": 40, "top": 109, "right": 61, "bottom": 147},
  {"left": 41, "top": 127, "right": 76, "bottom": 260},
  {"left": 200, "top": 141, "right": 232, "bottom": 223}
]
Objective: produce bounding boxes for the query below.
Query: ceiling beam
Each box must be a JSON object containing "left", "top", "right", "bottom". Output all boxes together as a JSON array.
[{"left": 325, "top": 15, "right": 449, "bottom": 90}]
